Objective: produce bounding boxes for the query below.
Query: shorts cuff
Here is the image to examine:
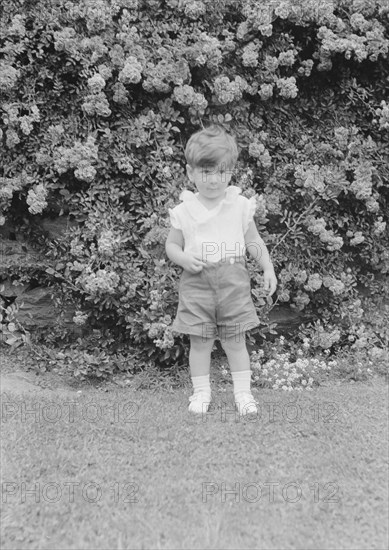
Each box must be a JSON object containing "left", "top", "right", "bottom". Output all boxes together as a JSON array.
[
  {"left": 172, "top": 322, "right": 218, "bottom": 338},
  {"left": 217, "top": 318, "right": 260, "bottom": 339}
]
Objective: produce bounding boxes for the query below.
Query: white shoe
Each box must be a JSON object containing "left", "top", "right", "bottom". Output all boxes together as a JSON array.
[
  {"left": 188, "top": 392, "right": 211, "bottom": 414},
  {"left": 235, "top": 392, "right": 258, "bottom": 416}
]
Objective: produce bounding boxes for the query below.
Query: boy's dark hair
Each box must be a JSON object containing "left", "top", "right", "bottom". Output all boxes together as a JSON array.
[{"left": 185, "top": 125, "right": 239, "bottom": 168}]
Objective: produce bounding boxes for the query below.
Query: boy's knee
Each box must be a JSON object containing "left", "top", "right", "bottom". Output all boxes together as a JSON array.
[
  {"left": 190, "top": 334, "right": 214, "bottom": 350},
  {"left": 220, "top": 334, "right": 246, "bottom": 353}
]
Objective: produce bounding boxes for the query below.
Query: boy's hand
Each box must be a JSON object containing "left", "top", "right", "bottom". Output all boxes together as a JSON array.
[
  {"left": 263, "top": 266, "right": 277, "bottom": 297},
  {"left": 181, "top": 253, "right": 207, "bottom": 274}
]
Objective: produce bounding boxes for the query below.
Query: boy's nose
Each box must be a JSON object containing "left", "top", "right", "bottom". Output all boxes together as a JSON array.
[{"left": 207, "top": 174, "right": 219, "bottom": 184}]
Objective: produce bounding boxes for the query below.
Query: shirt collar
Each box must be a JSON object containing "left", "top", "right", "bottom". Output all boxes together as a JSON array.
[
  {"left": 180, "top": 185, "right": 242, "bottom": 222},
  {"left": 178, "top": 185, "right": 242, "bottom": 222}
]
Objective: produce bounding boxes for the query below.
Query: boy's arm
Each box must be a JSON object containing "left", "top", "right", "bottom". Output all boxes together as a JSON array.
[
  {"left": 165, "top": 227, "right": 206, "bottom": 273},
  {"left": 244, "top": 220, "right": 277, "bottom": 296},
  {"left": 165, "top": 227, "right": 187, "bottom": 267}
]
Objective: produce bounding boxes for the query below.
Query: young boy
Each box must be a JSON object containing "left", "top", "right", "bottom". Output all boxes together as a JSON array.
[{"left": 165, "top": 125, "right": 277, "bottom": 415}]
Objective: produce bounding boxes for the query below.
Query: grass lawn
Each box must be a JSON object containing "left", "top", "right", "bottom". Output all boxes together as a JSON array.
[{"left": 1, "top": 355, "right": 388, "bottom": 550}]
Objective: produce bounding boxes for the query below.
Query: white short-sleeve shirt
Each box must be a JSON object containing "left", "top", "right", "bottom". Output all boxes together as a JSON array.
[{"left": 168, "top": 185, "right": 256, "bottom": 263}]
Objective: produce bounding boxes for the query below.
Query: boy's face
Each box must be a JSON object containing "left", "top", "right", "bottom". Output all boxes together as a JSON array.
[{"left": 186, "top": 159, "right": 234, "bottom": 202}]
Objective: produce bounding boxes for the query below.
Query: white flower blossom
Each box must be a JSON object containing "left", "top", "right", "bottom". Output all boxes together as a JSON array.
[{"left": 26, "top": 184, "right": 48, "bottom": 215}]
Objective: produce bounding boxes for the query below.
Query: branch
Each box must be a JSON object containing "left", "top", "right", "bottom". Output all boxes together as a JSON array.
[{"left": 272, "top": 199, "right": 319, "bottom": 253}]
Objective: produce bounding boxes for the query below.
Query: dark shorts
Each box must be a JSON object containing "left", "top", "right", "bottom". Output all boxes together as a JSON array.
[{"left": 172, "top": 257, "right": 260, "bottom": 341}]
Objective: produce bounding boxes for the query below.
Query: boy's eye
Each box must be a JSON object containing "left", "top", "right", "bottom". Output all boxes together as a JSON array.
[{"left": 203, "top": 168, "right": 225, "bottom": 174}]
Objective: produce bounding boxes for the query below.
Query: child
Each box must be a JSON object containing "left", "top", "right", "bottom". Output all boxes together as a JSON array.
[{"left": 165, "top": 125, "right": 277, "bottom": 415}]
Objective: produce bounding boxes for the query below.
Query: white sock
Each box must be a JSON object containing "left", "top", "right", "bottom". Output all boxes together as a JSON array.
[
  {"left": 191, "top": 374, "right": 211, "bottom": 395},
  {"left": 231, "top": 370, "right": 252, "bottom": 396}
]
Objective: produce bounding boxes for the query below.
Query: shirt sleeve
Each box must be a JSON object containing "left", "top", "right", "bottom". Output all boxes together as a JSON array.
[
  {"left": 242, "top": 196, "right": 257, "bottom": 234},
  {"left": 168, "top": 206, "right": 182, "bottom": 230}
]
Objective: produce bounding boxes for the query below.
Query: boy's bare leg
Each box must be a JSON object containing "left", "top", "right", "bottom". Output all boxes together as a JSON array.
[
  {"left": 220, "top": 333, "right": 257, "bottom": 415},
  {"left": 189, "top": 334, "right": 215, "bottom": 377},
  {"left": 188, "top": 335, "right": 214, "bottom": 413},
  {"left": 219, "top": 333, "right": 250, "bottom": 373}
]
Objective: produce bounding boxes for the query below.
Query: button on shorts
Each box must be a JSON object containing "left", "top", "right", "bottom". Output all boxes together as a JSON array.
[{"left": 172, "top": 257, "right": 260, "bottom": 341}]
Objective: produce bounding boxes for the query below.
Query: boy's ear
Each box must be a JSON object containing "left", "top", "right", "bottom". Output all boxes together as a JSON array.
[{"left": 186, "top": 164, "right": 194, "bottom": 181}]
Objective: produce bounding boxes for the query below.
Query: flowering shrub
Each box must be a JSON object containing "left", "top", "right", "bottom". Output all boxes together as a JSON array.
[
  {"left": 0, "top": 62, "right": 19, "bottom": 91},
  {"left": 248, "top": 333, "right": 380, "bottom": 390},
  {"left": 251, "top": 347, "right": 334, "bottom": 391},
  {"left": 374, "top": 100, "right": 389, "bottom": 130},
  {"left": 50, "top": 136, "right": 99, "bottom": 183},
  {"left": 0, "top": 0, "right": 388, "bottom": 374},
  {"left": 26, "top": 184, "right": 48, "bottom": 215}
]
